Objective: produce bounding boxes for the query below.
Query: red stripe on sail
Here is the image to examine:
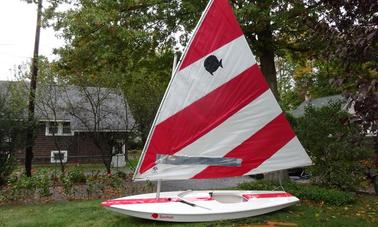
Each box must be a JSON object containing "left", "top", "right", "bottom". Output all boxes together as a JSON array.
[
  {"left": 139, "top": 64, "right": 269, "bottom": 174},
  {"left": 180, "top": 0, "right": 243, "bottom": 70},
  {"left": 192, "top": 114, "right": 295, "bottom": 179}
]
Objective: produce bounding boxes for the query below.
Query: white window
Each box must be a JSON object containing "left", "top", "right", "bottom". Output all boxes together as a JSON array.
[
  {"left": 45, "top": 121, "right": 73, "bottom": 136},
  {"left": 50, "top": 150, "right": 68, "bottom": 163},
  {"left": 112, "top": 140, "right": 126, "bottom": 155}
]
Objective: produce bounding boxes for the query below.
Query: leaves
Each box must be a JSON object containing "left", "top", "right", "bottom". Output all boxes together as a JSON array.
[{"left": 293, "top": 102, "right": 373, "bottom": 190}]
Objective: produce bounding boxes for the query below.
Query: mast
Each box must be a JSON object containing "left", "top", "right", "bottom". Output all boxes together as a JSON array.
[{"left": 155, "top": 50, "right": 180, "bottom": 198}]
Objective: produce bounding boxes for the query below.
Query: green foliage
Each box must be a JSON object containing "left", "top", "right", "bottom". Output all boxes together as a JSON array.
[
  {"left": 293, "top": 102, "right": 372, "bottom": 190},
  {"left": 60, "top": 166, "right": 86, "bottom": 196},
  {"left": 3, "top": 169, "right": 52, "bottom": 201},
  {"left": 33, "top": 169, "right": 53, "bottom": 197},
  {"left": 0, "top": 83, "right": 29, "bottom": 186},
  {"left": 45, "top": 1, "right": 176, "bottom": 145},
  {"left": 66, "top": 166, "right": 86, "bottom": 184},
  {"left": 0, "top": 155, "right": 16, "bottom": 187},
  {"left": 45, "top": 0, "right": 178, "bottom": 86},
  {"left": 124, "top": 52, "right": 171, "bottom": 142},
  {"left": 239, "top": 181, "right": 356, "bottom": 206}
]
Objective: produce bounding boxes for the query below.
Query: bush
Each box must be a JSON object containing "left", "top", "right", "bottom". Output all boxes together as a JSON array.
[
  {"left": 66, "top": 166, "right": 86, "bottom": 184},
  {"left": 0, "top": 84, "right": 30, "bottom": 187},
  {"left": 239, "top": 181, "right": 356, "bottom": 206},
  {"left": 2, "top": 169, "right": 53, "bottom": 201},
  {"left": 0, "top": 152, "right": 16, "bottom": 186},
  {"left": 292, "top": 102, "right": 373, "bottom": 191},
  {"left": 34, "top": 169, "right": 52, "bottom": 197},
  {"left": 60, "top": 166, "right": 86, "bottom": 196}
]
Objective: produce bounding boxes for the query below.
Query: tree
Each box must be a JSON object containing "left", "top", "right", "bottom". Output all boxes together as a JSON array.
[
  {"left": 176, "top": 0, "right": 321, "bottom": 98},
  {"left": 309, "top": 0, "right": 377, "bottom": 151},
  {"left": 63, "top": 85, "right": 133, "bottom": 174},
  {"left": 35, "top": 59, "right": 71, "bottom": 174},
  {"left": 23, "top": 0, "right": 43, "bottom": 177},
  {"left": 50, "top": 0, "right": 322, "bottom": 183},
  {"left": 124, "top": 52, "right": 172, "bottom": 143},
  {"left": 44, "top": 0, "right": 178, "bottom": 85},
  {"left": 45, "top": 0, "right": 176, "bottom": 144},
  {"left": 294, "top": 102, "right": 372, "bottom": 190},
  {"left": 0, "top": 83, "right": 29, "bottom": 185}
]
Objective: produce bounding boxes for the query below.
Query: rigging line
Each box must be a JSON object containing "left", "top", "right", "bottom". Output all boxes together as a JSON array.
[{"left": 126, "top": 158, "right": 136, "bottom": 172}]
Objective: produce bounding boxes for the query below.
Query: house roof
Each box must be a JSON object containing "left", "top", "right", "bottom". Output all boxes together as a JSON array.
[
  {"left": 0, "top": 80, "right": 135, "bottom": 131},
  {"left": 290, "top": 94, "right": 346, "bottom": 117}
]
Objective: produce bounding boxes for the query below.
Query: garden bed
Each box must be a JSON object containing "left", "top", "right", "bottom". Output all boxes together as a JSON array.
[{"left": 0, "top": 165, "right": 153, "bottom": 205}]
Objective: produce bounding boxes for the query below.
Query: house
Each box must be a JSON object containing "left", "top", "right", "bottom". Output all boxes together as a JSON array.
[
  {"left": 291, "top": 94, "right": 375, "bottom": 137},
  {"left": 290, "top": 94, "right": 351, "bottom": 118},
  {"left": 0, "top": 81, "right": 135, "bottom": 165}
]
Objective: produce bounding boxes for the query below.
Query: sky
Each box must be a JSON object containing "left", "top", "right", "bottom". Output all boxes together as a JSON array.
[{"left": 0, "top": 0, "right": 64, "bottom": 81}]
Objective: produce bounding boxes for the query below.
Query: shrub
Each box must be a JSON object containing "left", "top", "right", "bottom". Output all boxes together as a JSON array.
[
  {"left": 60, "top": 166, "right": 86, "bottom": 196},
  {"left": 292, "top": 102, "right": 373, "bottom": 191},
  {"left": 34, "top": 169, "right": 52, "bottom": 197},
  {"left": 2, "top": 169, "right": 53, "bottom": 201},
  {"left": 60, "top": 175, "right": 74, "bottom": 196},
  {"left": 66, "top": 166, "right": 86, "bottom": 184},
  {"left": 239, "top": 181, "right": 356, "bottom": 206},
  {"left": 0, "top": 84, "right": 30, "bottom": 186},
  {"left": 0, "top": 153, "right": 16, "bottom": 186}
]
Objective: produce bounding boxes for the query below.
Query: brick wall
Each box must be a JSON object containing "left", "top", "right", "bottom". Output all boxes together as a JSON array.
[{"left": 16, "top": 123, "right": 125, "bottom": 164}]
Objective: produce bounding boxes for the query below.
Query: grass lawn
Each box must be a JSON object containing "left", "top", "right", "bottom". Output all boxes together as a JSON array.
[
  {"left": 21, "top": 160, "right": 138, "bottom": 175},
  {"left": 0, "top": 194, "right": 377, "bottom": 227}
]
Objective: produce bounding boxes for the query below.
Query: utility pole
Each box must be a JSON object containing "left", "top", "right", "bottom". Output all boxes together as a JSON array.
[{"left": 25, "top": 0, "right": 43, "bottom": 177}]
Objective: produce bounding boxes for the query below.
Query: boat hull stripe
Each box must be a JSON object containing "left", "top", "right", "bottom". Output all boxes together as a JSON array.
[{"left": 101, "top": 192, "right": 293, "bottom": 206}]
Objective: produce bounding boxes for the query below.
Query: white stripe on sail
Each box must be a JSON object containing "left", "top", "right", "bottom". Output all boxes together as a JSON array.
[
  {"left": 244, "top": 136, "right": 313, "bottom": 175},
  {"left": 177, "top": 90, "right": 281, "bottom": 157},
  {"left": 157, "top": 35, "right": 256, "bottom": 124},
  {"left": 137, "top": 90, "right": 282, "bottom": 180}
]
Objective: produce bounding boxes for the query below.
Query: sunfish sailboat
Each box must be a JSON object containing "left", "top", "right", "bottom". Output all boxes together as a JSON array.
[{"left": 102, "top": 0, "right": 312, "bottom": 222}]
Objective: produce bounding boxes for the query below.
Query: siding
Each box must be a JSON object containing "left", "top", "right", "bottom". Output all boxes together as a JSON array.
[{"left": 16, "top": 123, "right": 125, "bottom": 164}]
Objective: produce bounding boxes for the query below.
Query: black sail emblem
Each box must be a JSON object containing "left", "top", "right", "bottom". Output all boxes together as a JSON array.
[{"left": 204, "top": 55, "right": 223, "bottom": 75}]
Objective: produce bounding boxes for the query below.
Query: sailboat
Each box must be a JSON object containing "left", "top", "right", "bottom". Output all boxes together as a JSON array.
[{"left": 102, "top": 0, "right": 312, "bottom": 222}]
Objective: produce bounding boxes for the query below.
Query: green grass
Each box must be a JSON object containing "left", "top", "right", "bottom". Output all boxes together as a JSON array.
[
  {"left": 21, "top": 161, "right": 137, "bottom": 174},
  {"left": 0, "top": 194, "right": 377, "bottom": 227}
]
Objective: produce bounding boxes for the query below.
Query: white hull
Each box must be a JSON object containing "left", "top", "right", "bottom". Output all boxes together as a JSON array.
[{"left": 102, "top": 190, "right": 299, "bottom": 222}]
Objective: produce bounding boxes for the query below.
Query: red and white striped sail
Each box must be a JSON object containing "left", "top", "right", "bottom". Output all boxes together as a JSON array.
[{"left": 133, "top": 0, "right": 311, "bottom": 181}]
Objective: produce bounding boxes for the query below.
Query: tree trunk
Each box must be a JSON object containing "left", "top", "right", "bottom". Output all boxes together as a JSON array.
[
  {"left": 264, "top": 170, "right": 290, "bottom": 182},
  {"left": 256, "top": 23, "right": 279, "bottom": 100},
  {"left": 256, "top": 10, "right": 287, "bottom": 182},
  {"left": 259, "top": 42, "right": 289, "bottom": 182},
  {"left": 260, "top": 48, "right": 279, "bottom": 100},
  {"left": 25, "top": 0, "right": 43, "bottom": 177}
]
